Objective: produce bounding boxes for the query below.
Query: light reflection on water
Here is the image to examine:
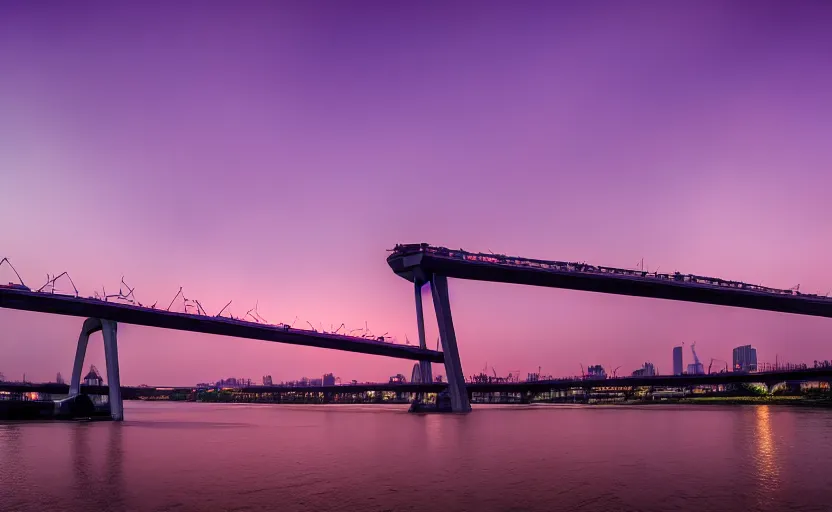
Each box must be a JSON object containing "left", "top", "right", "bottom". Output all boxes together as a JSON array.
[
  {"left": 1, "top": 402, "right": 831, "bottom": 512},
  {"left": 754, "top": 405, "right": 780, "bottom": 496}
]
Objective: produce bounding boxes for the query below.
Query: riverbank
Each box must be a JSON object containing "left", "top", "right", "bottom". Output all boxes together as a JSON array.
[
  {"left": 0, "top": 398, "right": 113, "bottom": 421},
  {"left": 617, "top": 395, "right": 832, "bottom": 408}
]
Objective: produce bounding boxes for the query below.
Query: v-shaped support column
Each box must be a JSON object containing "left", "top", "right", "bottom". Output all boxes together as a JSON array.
[
  {"left": 430, "top": 274, "right": 471, "bottom": 413},
  {"left": 414, "top": 279, "right": 433, "bottom": 385},
  {"left": 69, "top": 318, "right": 124, "bottom": 421}
]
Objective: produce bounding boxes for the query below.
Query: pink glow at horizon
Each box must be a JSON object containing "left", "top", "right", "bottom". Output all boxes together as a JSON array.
[{"left": 1, "top": 1, "right": 832, "bottom": 385}]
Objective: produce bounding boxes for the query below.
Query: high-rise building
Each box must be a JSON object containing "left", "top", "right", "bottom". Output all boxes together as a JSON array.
[
  {"left": 262, "top": 375, "right": 273, "bottom": 386},
  {"left": 673, "top": 346, "right": 684, "bottom": 375},
  {"left": 323, "top": 373, "right": 336, "bottom": 386},
  {"left": 733, "top": 345, "right": 758, "bottom": 372}
]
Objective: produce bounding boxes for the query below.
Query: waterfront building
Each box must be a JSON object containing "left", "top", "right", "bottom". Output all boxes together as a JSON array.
[
  {"left": 83, "top": 365, "right": 103, "bottom": 386},
  {"left": 586, "top": 365, "right": 607, "bottom": 379},
  {"left": 686, "top": 362, "right": 704, "bottom": 375},
  {"left": 733, "top": 345, "right": 757, "bottom": 372},
  {"left": 323, "top": 373, "right": 336, "bottom": 386},
  {"left": 632, "top": 362, "right": 656, "bottom": 377},
  {"left": 263, "top": 375, "right": 273, "bottom": 386}
]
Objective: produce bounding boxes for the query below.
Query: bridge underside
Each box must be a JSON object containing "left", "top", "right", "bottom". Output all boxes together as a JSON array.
[
  {"left": 387, "top": 244, "right": 832, "bottom": 413},
  {"left": 388, "top": 247, "right": 832, "bottom": 319},
  {"left": 0, "top": 288, "right": 443, "bottom": 362}
]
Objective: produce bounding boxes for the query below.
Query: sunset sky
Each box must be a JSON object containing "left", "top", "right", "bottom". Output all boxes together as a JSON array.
[{"left": 1, "top": 1, "right": 831, "bottom": 385}]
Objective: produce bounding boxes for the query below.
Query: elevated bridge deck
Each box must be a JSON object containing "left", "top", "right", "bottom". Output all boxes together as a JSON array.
[
  {"left": 387, "top": 244, "right": 832, "bottom": 318},
  {"left": 0, "top": 288, "right": 444, "bottom": 362}
]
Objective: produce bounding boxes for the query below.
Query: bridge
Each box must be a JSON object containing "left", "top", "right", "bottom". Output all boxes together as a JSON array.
[
  {"left": 387, "top": 243, "right": 832, "bottom": 412},
  {"left": 5, "top": 367, "right": 831, "bottom": 400},
  {"left": 0, "top": 286, "right": 443, "bottom": 420}
]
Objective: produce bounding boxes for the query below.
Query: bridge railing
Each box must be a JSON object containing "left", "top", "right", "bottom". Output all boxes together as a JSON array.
[{"left": 391, "top": 244, "right": 831, "bottom": 302}]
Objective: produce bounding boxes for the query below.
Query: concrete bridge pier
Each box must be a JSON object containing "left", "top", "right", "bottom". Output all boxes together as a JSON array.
[
  {"left": 70, "top": 318, "right": 123, "bottom": 421},
  {"left": 413, "top": 279, "right": 433, "bottom": 386},
  {"left": 429, "top": 274, "right": 471, "bottom": 413}
]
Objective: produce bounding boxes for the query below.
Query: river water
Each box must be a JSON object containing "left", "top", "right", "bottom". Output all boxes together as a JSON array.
[{"left": 1, "top": 402, "right": 831, "bottom": 512}]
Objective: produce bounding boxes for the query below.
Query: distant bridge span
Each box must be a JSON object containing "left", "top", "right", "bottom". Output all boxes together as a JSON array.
[
  {"left": 387, "top": 243, "right": 832, "bottom": 412},
  {"left": 5, "top": 368, "right": 831, "bottom": 398}
]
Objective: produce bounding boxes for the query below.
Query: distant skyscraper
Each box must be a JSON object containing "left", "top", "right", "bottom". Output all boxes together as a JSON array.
[
  {"left": 323, "top": 373, "right": 336, "bottom": 386},
  {"left": 262, "top": 375, "right": 273, "bottom": 386},
  {"left": 673, "top": 346, "right": 684, "bottom": 375},
  {"left": 733, "top": 345, "right": 758, "bottom": 372}
]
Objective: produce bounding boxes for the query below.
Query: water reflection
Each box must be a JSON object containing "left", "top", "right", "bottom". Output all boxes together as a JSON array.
[
  {"left": 754, "top": 406, "right": 780, "bottom": 504},
  {"left": 71, "top": 424, "right": 125, "bottom": 511},
  {"left": 105, "top": 425, "right": 125, "bottom": 509},
  {"left": 71, "top": 424, "right": 92, "bottom": 503},
  {"left": 4, "top": 403, "right": 831, "bottom": 512},
  {"left": 0, "top": 426, "right": 25, "bottom": 506}
]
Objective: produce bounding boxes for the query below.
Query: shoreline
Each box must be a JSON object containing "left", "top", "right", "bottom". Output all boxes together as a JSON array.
[{"left": 582, "top": 396, "right": 832, "bottom": 408}]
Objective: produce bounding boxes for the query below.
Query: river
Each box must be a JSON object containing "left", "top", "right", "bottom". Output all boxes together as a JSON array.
[{"left": 1, "top": 402, "right": 830, "bottom": 511}]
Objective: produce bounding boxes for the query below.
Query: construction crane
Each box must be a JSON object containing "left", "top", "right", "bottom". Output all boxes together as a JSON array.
[
  {"left": 691, "top": 342, "right": 703, "bottom": 374},
  {"left": 193, "top": 300, "right": 209, "bottom": 316},
  {"left": 708, "top": 358, "right": 729, "bottom": 374},
  {"left": 120, "top": 277, "right": 136, "bottom": 302},
  {"left": 0, "top": 257, "right": 27, "bottom": 288},
  {"left": 216, "top": 300, "right": 233, "bottom": 317},
  {"left": 245, "top": 301, "right": 268, "bottom": 324},
  {"left": 37, "top": 272, "right": 79, "bottom": 297},
  {"left": 166, "top": 287, "right": 183, "bottom": 311}
]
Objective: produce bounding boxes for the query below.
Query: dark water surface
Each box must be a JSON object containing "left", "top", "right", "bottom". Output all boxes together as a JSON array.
[{"left": 1, "top": 402, "right": 831, "bottom": 512}]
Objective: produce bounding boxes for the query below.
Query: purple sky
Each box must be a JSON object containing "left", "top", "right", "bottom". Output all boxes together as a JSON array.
[{"left": 2, "top": 1, "right": 831, "bottom": 385}]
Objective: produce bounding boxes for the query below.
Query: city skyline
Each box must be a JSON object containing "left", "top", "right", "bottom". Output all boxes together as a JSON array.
[
  {"left": 2, "top": 1, "right": 832, "bottom": 385},
  {"left": 0, "top": 340, "right": 821, "bottom": 388}
]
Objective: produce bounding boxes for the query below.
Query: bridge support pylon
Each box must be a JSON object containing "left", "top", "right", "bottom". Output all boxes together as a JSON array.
[
  {"left": 414, "top": 279, "right": 433, "bottom": 387},
  {"left": 70, "top": 318, "right": 124, "bottom": 421},
  {"left": 429, "top": 274, "right": 471, "bottom": 413}
]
